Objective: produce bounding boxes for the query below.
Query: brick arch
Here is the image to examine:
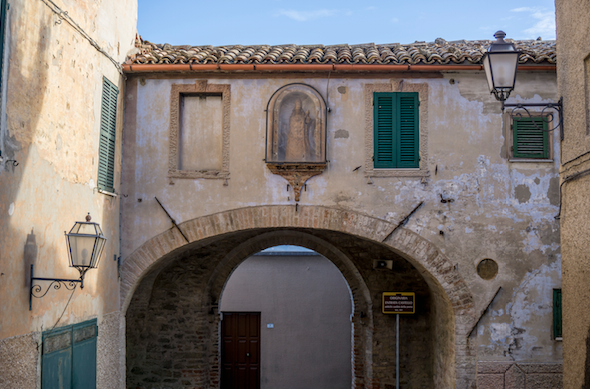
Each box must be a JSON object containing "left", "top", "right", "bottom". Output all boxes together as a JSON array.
[{"left": 120, "top": 205, "right": 477, "bottom": 388}]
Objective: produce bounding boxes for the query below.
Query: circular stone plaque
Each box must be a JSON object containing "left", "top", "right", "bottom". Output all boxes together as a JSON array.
[{"left": 477, "top": 259, "right": 498, "bottom": 280}]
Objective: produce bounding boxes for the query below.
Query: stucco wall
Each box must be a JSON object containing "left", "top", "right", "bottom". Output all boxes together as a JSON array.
[
  {"left": 555, "top": 1, "right": 590, "bottom": 388},
  {"left": 121, "top": 71, "right": 562, "bottom": 372},
  {"left": 0, "top": 0, "right": 136, "bottom": 386},
  {"left": 219, "top": 252, "right": 353, "bottom": 389}
]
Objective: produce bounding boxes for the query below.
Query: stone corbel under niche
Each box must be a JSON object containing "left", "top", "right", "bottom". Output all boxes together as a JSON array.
[{"left": 267, "top": 163, "right": 327, "bottom": 202}]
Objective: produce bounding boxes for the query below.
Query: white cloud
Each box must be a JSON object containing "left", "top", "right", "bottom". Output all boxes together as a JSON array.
[
  {"left": 392, "top": 17, "right": 399, "bottom": 23},
  {"left": 366, "top": 6, "right": 376, "bottom": 10},
  {"left": 511, "top": 7, "right": 556, "bottom": 39},
  {"left": 276, "top": 9, "right": 338, "bottom": 22}
]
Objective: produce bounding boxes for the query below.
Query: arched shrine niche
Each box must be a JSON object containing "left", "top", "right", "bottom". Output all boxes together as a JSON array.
[{"left": 265, "top": 84, "right": 327, "bottom": 201}]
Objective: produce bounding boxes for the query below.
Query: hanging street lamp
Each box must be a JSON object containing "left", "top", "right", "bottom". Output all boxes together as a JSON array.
[
  {"left": 483, "top": 31, "right": 564, "bottom": 140},
  {"left": 29, "top": 213, "right": 107, "bottom": 310},
  {"left": 483, "top": 31, "right": 521, "bottom": 104}
]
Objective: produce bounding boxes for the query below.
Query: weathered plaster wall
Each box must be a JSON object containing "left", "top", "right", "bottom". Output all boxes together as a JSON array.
[
  {"left": 555, "top": 1, "right": 590, "bottom": 388},
  {"left": 0, "top": 0, "right": 136, "bottom": 386},
  {"left": 120, "top": 70, "right": 561, "bottom": 387}
]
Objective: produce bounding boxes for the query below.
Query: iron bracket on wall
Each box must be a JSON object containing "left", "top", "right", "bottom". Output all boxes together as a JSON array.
[
  {"left": 29, "top": 264, "right": 80, "bottom": 310},
  {"left": 468, "top": 286, "right": 502, "bottom": 337},
  {"left": 382, "top": 201, "right": 424, "bottom": 242},
  {"left": 503, "top": 97, "right": 564, "bottom": 141},
  {"left": 155, "top": 196, "right": 190, "bottom": 243}
]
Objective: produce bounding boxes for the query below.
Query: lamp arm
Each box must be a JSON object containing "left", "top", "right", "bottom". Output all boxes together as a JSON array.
[
  {"left": 504, "top": 97, "right": 564, "bottom": 141},
  {"left": 29, "top": 264, "right": 81, "bottom": 310}
]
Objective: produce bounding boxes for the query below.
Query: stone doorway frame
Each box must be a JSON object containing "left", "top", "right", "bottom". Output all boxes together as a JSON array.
[{"left": 121, "top": 205, "right": 477, "bottom": 389}]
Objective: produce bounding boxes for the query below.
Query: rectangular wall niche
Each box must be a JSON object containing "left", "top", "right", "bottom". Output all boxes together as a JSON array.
[
  {"left": 180, "top": 94, "right": 223, "bottom": 171},
  {"left": 168, "top": 81, "right": 230, "bottom": 179}
]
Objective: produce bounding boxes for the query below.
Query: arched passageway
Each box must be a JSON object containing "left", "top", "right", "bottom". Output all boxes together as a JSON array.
[
  {"left": 219, "top": 246, "right": 353, "bottom": 389},
  {"left": 122, "top": 206, "right": 476, "bottom": 389}
]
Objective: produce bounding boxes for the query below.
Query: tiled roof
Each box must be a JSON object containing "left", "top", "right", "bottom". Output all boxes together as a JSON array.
[{"left": 127, "top": 37, "right": 556, "bottom": 66}]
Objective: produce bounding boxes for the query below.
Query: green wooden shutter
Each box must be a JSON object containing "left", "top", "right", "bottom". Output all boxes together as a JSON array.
[
  {"left": 0, "top": 0, "right": 8, "bottom": 92},
  {"left": 374, "top": 93, "right": 394, "bottom": 168},
  {"left": 397, "top": 93, "right": 419, "bottom": 168},
  {"left": 72, "top": 321, "right": 97, "bottom": 389},
  {"left": 97, "top": 77, "right": 119, "bottom": 193},
  {"left": 513, "top": 117, "right": 549, "bottom": 159},
  {"left": 374, "top": 92, "right": 419, "bottom": 168},
  {"left": 553, "top": 289, "right": 562, "bottom": 338},
  {"left": 42, "top": 329, "right": 73, "bottom": 389},
  {"left": 42, "top": 319, "right": 97, "bottom": 389}
]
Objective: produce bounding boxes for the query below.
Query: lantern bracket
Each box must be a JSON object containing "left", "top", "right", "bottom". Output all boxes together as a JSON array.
[
  {"left": 503, "top": 97, "right": 564, "bottom": 141},
  {"left": 29, "top": 264, "right": 84, "bottom": 310}
]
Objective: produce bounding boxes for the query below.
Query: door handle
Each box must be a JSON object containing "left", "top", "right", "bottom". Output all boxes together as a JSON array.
[{"left": 246, "top": 353, "right": 250, "bottom": 357}]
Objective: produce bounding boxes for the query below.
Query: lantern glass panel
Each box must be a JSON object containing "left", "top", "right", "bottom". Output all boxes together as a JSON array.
[
  {"left": 68, "top": 235, "right": 97, "bottom": 268},
  {"left": 488, "top": 52, "right": 519, "bottom": 89},
  {"left": 483, "top": 55, "right": 494, "bottom": 92}
]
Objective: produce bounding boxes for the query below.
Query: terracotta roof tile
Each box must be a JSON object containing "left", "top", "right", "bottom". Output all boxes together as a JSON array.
[{"left": 127, "top": 37, "right": 556, "bottom": 66}]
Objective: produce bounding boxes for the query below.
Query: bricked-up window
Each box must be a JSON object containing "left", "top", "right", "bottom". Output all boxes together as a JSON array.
[
  {"left": 97, "top": 77, "right": 119, "bottom": 193},
  {"left": 41, "top": 319, "right": 97, "bottom": 389},
  {"left": 168, "top": 82, "right": 230, "bottom": 180},
  {"left": 553, "top": 289, "right": 562, "bottom": 339},
  {"left": 179, "top": 94, "right": 223, "bottom": 171},
  {"left": 373, "top": 92, "right": 419, "bottom": 168}
]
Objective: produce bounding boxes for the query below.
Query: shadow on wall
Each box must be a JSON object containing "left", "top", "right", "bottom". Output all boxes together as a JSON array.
[
  {"left": 23, "top": 228, "right": 37, "bottom": 287},
  {"left": 0, "top": 3, "right": 53, "bottom": 333}
]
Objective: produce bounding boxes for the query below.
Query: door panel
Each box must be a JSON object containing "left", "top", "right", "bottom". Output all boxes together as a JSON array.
[{"left": 221, "top": 312, "right": 261, "bottom": 389}]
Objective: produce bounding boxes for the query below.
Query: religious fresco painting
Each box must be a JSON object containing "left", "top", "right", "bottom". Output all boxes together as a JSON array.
[{"left": 266, "top": 84, "right": 327, "bottom": 164}]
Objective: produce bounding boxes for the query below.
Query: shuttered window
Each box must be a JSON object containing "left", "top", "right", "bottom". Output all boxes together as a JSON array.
[
  {"left": 97, "top": 77, "right": 119, "bottom": 193},
  {"left": 373, "top": 92, "right": 419, "bottom": 168},
  {"left": 0, "top": 0, "right": 7, "bottom": 90},
  {"left": 42, "top": 319, "right": 97, "bottom": 389},
  {"left": 512, "top": 117, "right": 549, "bottom": 159},
  {"left": 553, "top": 289, "right": 562, "bottom": 339}
]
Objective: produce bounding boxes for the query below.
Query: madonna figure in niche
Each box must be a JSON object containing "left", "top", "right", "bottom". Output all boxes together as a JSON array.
[
  {"left": 285, "top": 99, "right": 315, "bottom": 161},
  {"left": 266, "top": 84, "right": 326, "bottom": 164},
  {"left": 265, "top": 84, "right": 327, "bottom": 201}
]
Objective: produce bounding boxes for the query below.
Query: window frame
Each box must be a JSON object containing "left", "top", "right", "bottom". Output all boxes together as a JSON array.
[
  {"left": 553, "top": 288, "right": 562, "bottom": 340},
  {"left": 364, "top": 82, "right": 428, "bottom": 178},
  {"left": 373, "top": 92, "right": 420, "bottom": 169},
  {"left": 168, "top": 80, "right": 231, "bottom": 180},
  {"left": 97, "top": 77, "right": 119, "bottom": 194},
  {"left": 506, "top": 111, "right": 554, "bottom": 162},
  {"left": 0, "top": 0, "right": 9, "bottom": 163}
]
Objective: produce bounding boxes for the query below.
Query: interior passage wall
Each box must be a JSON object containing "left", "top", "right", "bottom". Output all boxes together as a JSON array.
[
  {"left": 219, "top": 253, "right": 352, "bottom": 389},
  {"left": 125, "top": 228, "right": 435, "bottom": 389}
]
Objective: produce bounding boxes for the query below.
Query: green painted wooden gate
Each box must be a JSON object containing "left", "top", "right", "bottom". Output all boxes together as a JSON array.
[{"left": 42, "top": 319, "right": 97, "bottom": 389}]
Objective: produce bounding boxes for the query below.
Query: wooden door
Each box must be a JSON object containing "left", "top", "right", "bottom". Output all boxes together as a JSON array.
[{"left": 221, "top": 312, "right": 261, "bottom": 389}]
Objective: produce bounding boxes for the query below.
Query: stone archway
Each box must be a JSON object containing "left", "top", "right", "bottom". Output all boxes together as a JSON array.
[{"left": 121, "top": 205, "right": 477, "bottom": 389}]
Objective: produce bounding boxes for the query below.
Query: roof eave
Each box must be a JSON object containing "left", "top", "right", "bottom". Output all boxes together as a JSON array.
[{"left": 122, "top": 63, "right": 556, "bottom": 74}]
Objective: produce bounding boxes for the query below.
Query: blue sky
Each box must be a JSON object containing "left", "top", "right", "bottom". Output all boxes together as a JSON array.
[{"left": 137, "top": 0, "right": 556, "bottom": 46}]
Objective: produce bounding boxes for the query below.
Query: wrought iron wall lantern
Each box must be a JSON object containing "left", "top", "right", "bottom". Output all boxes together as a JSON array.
[
  {"left": 29, "top": 214, "right": 106, "bottom": 310},
  {"left": 483, "top": 31, "right": 564, "bottom": 141}
]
